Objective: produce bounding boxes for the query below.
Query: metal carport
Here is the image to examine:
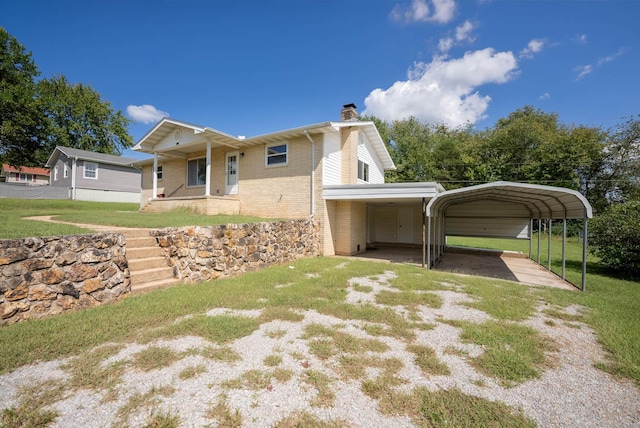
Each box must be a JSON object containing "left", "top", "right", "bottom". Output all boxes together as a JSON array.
[{"left": 425, "top": 182, "right": 593, "bottom": 291}]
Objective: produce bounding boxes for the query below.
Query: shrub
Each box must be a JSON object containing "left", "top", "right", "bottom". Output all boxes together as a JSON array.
[{"left": 589, "top": 201, "right": 640, "bottom": 276}]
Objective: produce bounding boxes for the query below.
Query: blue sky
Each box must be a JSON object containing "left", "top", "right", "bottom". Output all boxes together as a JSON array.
[{"left": 4, "top": 0, "right": 639, "bottom": 160}]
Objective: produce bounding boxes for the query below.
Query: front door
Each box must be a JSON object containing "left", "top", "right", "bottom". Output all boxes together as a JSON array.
[{"left": 225, "top": 151, "right": 238, "bottom": 195}]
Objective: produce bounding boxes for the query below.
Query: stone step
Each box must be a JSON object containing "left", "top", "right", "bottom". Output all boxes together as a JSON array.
[
  {"left": 127, "top": 246, "right": 164, "bottom": 259},
  {"left": 126, "top": 236, "right": 158, "bottom": 249},
  {"left": 130, "top": 277, "right": 182, "bottom": 295},
  {"left": 128, "top": 256, "right": 168, "bottom": 271},
  {"left": 130, "top": 266, "right": 175, "bottom": 285},
  {"left": 120, "top": 228, "right": 153, "bottom": 239}
]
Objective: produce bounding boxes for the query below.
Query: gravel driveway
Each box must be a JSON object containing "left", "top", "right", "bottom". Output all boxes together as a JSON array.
[{"left": 1, "top": 270, "right": 638, "bottom": 427}]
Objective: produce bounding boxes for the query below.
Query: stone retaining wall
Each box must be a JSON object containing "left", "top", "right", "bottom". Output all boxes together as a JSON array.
[
  {"left": 0, "top": 233, "right": 130, "bottom": 324},
  {"left": 151, "top": 219, "right": 320, "bottom": 283}
]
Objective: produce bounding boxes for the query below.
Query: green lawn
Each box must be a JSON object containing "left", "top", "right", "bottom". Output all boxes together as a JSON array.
[
  {"left": 0, "top": 198, "right": 275, "bottom": 238},
  {"left": 0, "top": 200, "right": 638, "bottom": 386}
]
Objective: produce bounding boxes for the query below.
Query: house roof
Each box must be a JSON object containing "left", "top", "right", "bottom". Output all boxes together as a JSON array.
[
  {"left": 427, "top": 181, "right": 593, "bottom": 220},
  {"left": 133, "top": 117, "right": 396, "bottom": 170},
  {"left": 1, "top": 164, "right": 50, "bottom": 176},
  {"left": 45, "top": 146, "right": 138, "bottom": 168}
]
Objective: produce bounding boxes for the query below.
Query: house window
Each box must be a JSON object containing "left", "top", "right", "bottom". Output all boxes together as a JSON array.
[
  {"left": 358, "top": 160, "right": 369, "bottom": 182},
  {"left": 266, "top": 143, "right": 288, "bottom": 166},
  {"left": 19, "top": 173, "right": 33, "bottom": 182},
  {"left": 157, "top": 165, "right": 163, "bottom": 181},
  {"left": 54, "top": 166, "right": 58, "bottom": 181},
  {"left": 187, "top": 158, "right": 206, "bottom": 187},
  {"left": 84, "top": 161, "right": 98, "bottom": 179},
  {"left": 63, "top": 163, "right": 68, "bottom": 178}
]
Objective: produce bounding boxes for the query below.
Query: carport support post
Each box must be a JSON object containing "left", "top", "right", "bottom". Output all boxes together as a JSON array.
[
  {"left": 562, "top": 217, "right": 567, "bottom": 280},
  {"left": 529, "top": 218, "right": 533, "bottom": 259},
  {"left": 152, "top": 153, "right": 158, "bottom": 199},
  {"left": 427, "top": 214, "right": 431, "bottom": 270},
  {"left": 582, "top": 212, "right": 588, "bottom": 292},
  {"left": 548, "top": 219, "right": 552, "bottom": 271},
  {"left": 422, "top": 197, "right": 426, "bottom": 269},
  {"left": 537, "top": 219, "right": 541, "bottom": 264}
]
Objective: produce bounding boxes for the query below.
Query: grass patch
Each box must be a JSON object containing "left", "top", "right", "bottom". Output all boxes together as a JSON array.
[
  {"left": 351, "top": 284, "right": 373, "bottom": 293},
  {"left": 62, "top": 343, "right": 126, "bottom": 392},
  {"left": 143, "top": 314, "right": 260, "bottom": 344},
  {"left": 303, "top": 323, "right": 389, "bottom": 360},
  {"left": 199, "top": 345, "right": 241, "bottom": 363},
  {"left": 274, "top": 411, "right": 349, "bottom": 428},
  {"left": 222, "top": 368, "right": 292, "bottom": 390},
  {"left": 206, "top": 394, "right": 242, "bottom": 427},
  {"left": 258, "top": 307, "right": 304, "bottom": 323},
  {"left": 114, "top": 385, "right": 176, "bottom": 427},
  {"left": 303, "top": 369, "right": 335, "bottom": 407},
  {"left": 376, "top": 289, "right": 443, "bottom": 309},
  {"left": 459, "top": 320, "right": 556, "bottom": 387},
  {"left": 462, "top": 279, "right": 538, "bottom": 321},
  {"left": 132, "top": 346, "right": 180, "bottom": 372},
  {"left": 406, "top": 344, "right": 450, "bottom": 376},
  {"left": 0, "top": 380, "right": 63, "bottom": 428},
  {"left": 263, "top": 354, "right": 283, "bottom": 367},
  {"left": 265, "top": 329, "right": 287, "bottom": 339},
  {"left": 542, "top": 307, "right": 585, "bottom": 323},
  {"left": 178, "top": 363, "right": 207, "bottom": 380},
  {"left": 142, "top": 410, "right": 181, "bottom": 428}
]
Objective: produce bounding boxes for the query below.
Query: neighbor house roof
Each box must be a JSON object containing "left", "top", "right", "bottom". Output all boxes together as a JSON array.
[
  {"left": 133, "top": 117, "right": 396, "bottom": 170},
  {"left": 45, "top": 146, "right": 138, "bottom": 168},
  {"left": 1, "top": 164, "right": 50, "bottom": 176}
]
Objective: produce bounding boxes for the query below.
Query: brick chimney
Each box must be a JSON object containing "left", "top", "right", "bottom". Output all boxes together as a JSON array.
[{"left": 340, "top": 103, "right": 358, "bottom": 121}]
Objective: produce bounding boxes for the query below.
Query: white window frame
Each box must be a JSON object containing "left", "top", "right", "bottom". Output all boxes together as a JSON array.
[
  {"left": 358, "top": 160, "right": 369, "bottom": 182},
  {"left": 265, "top": 143, "right": 288, "bottom": 167},
  {"left": 83, "top": 161, "right": 98, "bottom": 179},
  {"left": 19, "top": 173, "right": 33, "bottom": 182},
  {"left": 157, "top": 164, "right": 163, "bottom": 181},
  {"left": 63, "top": 163, "right": 68, "bottom": 178},
  {"left": 54, "top": 166, "right": 58, "bottom": 181},
  {"left": 187, "top": 157, "right": 206, "bottom": 187}
]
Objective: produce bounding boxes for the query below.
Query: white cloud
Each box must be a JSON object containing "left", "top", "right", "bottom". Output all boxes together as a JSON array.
[
  {"left": 574, "top": 48, "right": 626, "bottom": 81},
  {"left": 439, "top": 20, "right": 475, "bottom": 53},
  {"left": 520, "top": 38, "right": 546, "bottom": 59},
  {"left": 126, "top": 104, "right": 169, "bottom": 124},
  {"left": 391, "top": 0, "right": 456, "bottom": 24},
  {"left": 574, "top": 64, "right": 592, "bottom": 81},
  {"left": 363, "top": 48, "right": 519, "bottom": 127},
  {"left": 539, "top": 92, "right": 550, "bottom": 100},
  {"left": 574, "top": 34, "right": 588, "bottom": 44}
]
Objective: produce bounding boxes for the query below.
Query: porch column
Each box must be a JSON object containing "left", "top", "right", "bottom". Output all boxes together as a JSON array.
[
  {"left": 152, "top": 152, "right": 158, "bottom": 199},
  {"left": 548, "top": 218, "right": 552, "bottom": 271},
  {"left": 205, "top": 141, "right": 211, "bottom": 197}
]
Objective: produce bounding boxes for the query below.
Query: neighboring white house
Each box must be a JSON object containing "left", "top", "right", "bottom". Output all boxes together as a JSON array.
[
  {"left": 0, "top": 164, "right": 50, "bottom": 186},
  {"left": 45, "top": 146, "right": 141, "bottom": 203}
]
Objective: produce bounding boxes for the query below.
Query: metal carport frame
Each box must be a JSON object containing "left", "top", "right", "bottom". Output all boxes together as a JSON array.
[{"left": 425, "top": 181, "right": 593, "bottom": 291}]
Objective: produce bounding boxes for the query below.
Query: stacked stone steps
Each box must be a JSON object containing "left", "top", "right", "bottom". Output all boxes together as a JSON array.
[{"left": 122, "top": 229, "right": 180, "bottom": 293}]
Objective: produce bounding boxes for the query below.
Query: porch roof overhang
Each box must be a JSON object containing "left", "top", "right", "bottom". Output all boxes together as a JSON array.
[
  {"left": 323, "top": 182, "right": 444, "bottom": 205},
  {"left": 133, "top": 118, "right": 395, "bottom": 170},
  {"left": 426, "top": 181, "right": 593, "bottom": 220}
]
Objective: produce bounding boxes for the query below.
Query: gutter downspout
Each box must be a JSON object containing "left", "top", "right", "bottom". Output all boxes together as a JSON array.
[
  {"left": 71, "top": 157, "right": 77, "bottom": 200},
  {"left": 304, "top": 130, "right": 315, "bottom": 217}
]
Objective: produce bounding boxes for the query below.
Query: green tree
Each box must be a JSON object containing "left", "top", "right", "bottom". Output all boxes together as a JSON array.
[
  {"left": 0, "top": 27, "right": 47, "bottom": 167},
  {"left": 589, "top": 200, "right": 640, "bottom": 276},
  {"left": 38, "top": 75, "right": 133, "bottom": 158}
]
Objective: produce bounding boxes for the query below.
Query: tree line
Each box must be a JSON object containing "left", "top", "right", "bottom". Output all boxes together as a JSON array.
[
  {"left": 0, "top": 27, "right": 132, "bottom": 168},
  {"left": 365, "top": 107, "right": 639, "bottom": 214}
]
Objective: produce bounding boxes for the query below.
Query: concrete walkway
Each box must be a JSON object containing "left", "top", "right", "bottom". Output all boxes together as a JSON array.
[{"left": 357, "top": 246, "right": 577, "bottom": 291}]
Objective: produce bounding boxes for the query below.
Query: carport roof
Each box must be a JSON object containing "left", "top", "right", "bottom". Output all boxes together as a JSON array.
[{"left": 427, "top": 181, "right": 592, "bottom": 219}]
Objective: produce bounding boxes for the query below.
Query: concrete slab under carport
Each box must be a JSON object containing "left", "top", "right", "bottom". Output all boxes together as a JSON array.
[{"left": 355, "top": 246, "right": 576, "bottom": 291}]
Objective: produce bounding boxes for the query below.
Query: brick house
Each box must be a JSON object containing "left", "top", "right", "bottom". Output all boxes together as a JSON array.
[{"left": 134, "top": 104, "right": 446, "bottom": 256}]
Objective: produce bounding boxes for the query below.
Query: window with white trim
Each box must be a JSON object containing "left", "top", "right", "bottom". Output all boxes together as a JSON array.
[
  {"left": 63, "top": 163, "right": 68, "bottom": 178},
  {"left": 357, "top": 160, "right": 369, "bottom": 182},
  {"left": 266, "top": 143, "right": 288, "bottom": 166},
  {"left": 54, "top": 166, "right": 58, "bottom": 181},
  {"left": 187, "top": 158, "right": 206, "bottom": 187},
  {"left": 157, "top": 165, "right": 163, "bottom": 180},
  {"left": 19, "top": 173, "right": 33, "bottom": 182},
  {"left": 84, "top": 161, "right": 98, "bottom": 179}
]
